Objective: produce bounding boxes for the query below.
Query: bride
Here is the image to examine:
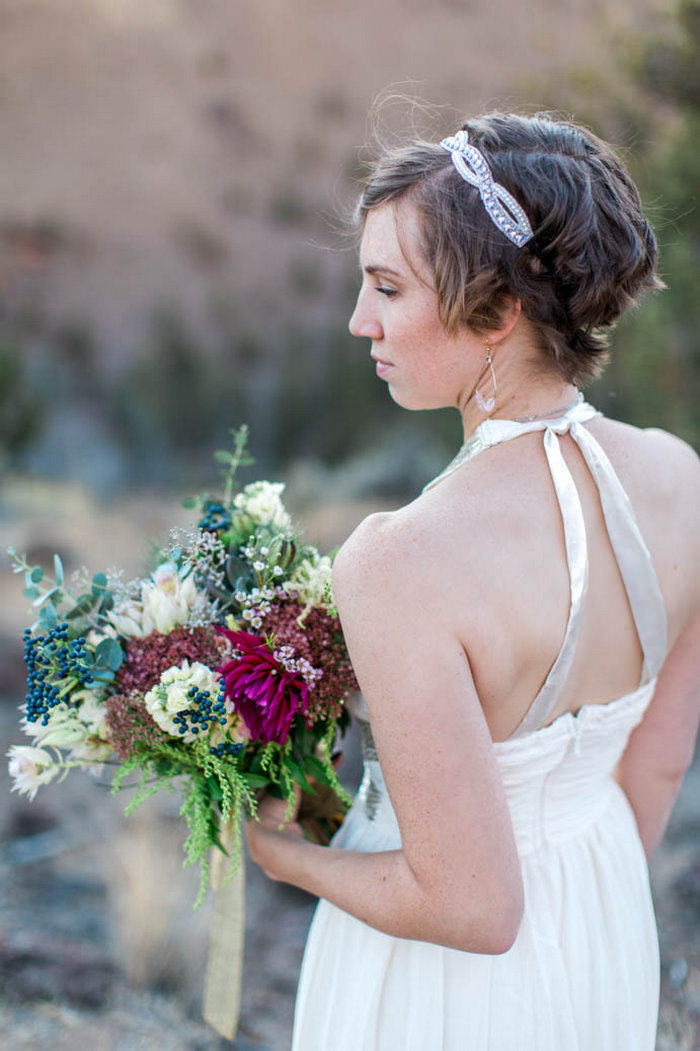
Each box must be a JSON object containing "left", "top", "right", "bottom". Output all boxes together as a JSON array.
[{"left": 245, "top": 112, "right": 700, "bottom": 1049}]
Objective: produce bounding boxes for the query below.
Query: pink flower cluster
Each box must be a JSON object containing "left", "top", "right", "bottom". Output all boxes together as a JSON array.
[
  {"left": 260, "top": 601, "right": 358, "bottom": 722},
  {"left": 115, "top": 626, "right": 227, "bottom": 695}
]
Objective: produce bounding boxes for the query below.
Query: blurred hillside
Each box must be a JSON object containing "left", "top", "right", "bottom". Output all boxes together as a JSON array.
[
  {"left": 0, "top": 0, "right": 683, "bottom": 491},
  {"left": 1, "top": 0, "right": 666, "bottom": 351}
]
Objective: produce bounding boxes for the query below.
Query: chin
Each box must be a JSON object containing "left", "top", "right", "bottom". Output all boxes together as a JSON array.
[{"left": 387, "top": 384, "right": 445, "bottom": 412}]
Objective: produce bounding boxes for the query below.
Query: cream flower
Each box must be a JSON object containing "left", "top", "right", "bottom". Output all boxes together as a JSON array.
[
  {"left": 25, "top": 709, "right": 86, "bottom": 749},
  {"left": 140, "top": 562, "right": 201, "bottom": 635},
  {"left": 21, "top": 689, "right": 111, "bottom": 771},
  {"left": 144, "top": 661, "right": 222, "bottom": 741},
  {"left": 7, "top": 745, "right": 61, "bottom": 800},
  {"left": 234, "top": 481, "right": 293, "bottom": 531},
  {"left": 107, "top": 598, "right": 146, "bottom": 638},
  {"left": 284, "top": 554, "right": 333, "bottom": 610}
]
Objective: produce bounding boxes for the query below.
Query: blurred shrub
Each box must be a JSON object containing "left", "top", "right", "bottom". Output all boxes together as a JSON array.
[
  {"left": 0, "top": 342, "right": 43, "bottom": 472},
  {"left": 555, "top": 0, "right": 700, "bottom": 448}
]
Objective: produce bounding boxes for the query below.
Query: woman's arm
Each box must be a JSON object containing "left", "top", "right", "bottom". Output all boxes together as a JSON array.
[
  {"left": 616, "top": 609, "right": 700, "bottom": 856},
  {"left": 246, "top": 512, "right": 524, "bottom": 954}
]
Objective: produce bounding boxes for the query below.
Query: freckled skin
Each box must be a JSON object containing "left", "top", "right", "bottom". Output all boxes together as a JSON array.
[{"left": 349, "top": 203, "right": 488, "bottom": 417}]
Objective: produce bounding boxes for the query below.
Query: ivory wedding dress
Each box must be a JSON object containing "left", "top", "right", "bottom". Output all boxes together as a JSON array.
[{"left": 292, "top": 400, "right": 666, "bottom": 1051}]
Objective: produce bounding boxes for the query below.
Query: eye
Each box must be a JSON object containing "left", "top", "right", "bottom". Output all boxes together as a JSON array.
[{"left": 376, "top": 286, "right": 397, "bottom": 298}]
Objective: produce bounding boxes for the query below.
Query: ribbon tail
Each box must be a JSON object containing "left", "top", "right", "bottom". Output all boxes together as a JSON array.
[{"left": 202, "top": 822, "right": 245, "bottom": 1040}]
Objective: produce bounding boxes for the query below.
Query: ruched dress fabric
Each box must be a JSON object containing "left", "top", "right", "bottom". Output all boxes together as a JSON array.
[{"left": 291, "top": 401, "right": 667, "bottom": 1051}]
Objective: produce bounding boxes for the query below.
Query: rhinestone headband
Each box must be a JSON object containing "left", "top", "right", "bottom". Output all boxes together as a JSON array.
[{"left": 440, "top": 130, "right": 534, "bottom": 248}]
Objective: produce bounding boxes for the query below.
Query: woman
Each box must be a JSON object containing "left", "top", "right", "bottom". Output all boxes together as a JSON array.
[{"left": 246, "top": 113, "right": 700, "bottom": 1049}]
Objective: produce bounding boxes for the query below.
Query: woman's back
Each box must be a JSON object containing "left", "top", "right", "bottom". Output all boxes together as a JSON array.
[
  {"left": 392, "top": 410, "right": 700, "bottom": 741},
  {"left": 245, "top": 112, "right": 700, "bottom": 1051},
  {"left": 293, "top": 404, "right": 678, "bottom": 1050}
]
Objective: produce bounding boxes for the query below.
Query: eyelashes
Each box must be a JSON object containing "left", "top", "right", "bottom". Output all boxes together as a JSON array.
[{"left": 376, "top": 286, "right": 398, "bottom": 298}]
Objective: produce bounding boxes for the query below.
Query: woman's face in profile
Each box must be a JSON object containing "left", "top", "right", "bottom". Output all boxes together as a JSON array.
[{"left": 349, "top": 200, "right": 481, "bottom": 413}]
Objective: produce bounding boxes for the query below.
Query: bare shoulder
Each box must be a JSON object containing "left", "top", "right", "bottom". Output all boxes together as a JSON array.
[
  {"left": 332, "top": 506, "right": 436, "bottom": 607},
  {"left": 592, "top": 416, "right": 700, "bottom": 482}
]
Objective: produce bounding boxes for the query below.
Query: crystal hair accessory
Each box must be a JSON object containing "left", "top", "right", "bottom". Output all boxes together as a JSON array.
[{"left": 440, "top": 130, "right": 534, "bottom": 248}]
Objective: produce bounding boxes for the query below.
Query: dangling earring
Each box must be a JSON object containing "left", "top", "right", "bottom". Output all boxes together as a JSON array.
[{"left": 474, "top": 340, "right": 497, "bottom": 414}]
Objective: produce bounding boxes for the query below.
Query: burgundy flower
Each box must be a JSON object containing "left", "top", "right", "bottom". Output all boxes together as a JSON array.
[{"left": 216, "top": 628, "right": 308, "bottom": 745}]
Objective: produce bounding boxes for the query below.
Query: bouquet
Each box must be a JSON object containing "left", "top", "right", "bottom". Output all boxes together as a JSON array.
[{"left": 7, "top": 427, "right": 357, "bottom": 906}]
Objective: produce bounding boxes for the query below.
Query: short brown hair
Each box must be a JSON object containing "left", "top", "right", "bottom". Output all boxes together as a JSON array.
[{"left": 357, "top": 112, "right": 663, "bottom": 385}]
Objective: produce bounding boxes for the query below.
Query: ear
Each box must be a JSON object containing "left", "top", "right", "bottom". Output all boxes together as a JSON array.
[
  {"left": 487, "top": 297, "right": 521, "bottom": 345},
  {"left": 485, "top": 296, "right": 517, "bottom": 344}
]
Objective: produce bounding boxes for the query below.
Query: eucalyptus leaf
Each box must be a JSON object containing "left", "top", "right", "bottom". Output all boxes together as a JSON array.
[
  {"left": 53, "top": 554, "right": 64, "bottom": 586},
  {"left": 225, "top": 555, "right": 249, "bottom": 589},
  {"left": 32, "top": 587, "right": 58, "bottom": 607},
  {"left": 30, "top": 567, "right": 44, "bottom": 583},
  {"left": 91, "top": 669, "right": 115, "bottom": 684},
  {"left": 214, "top": 450, "right": 234, "bottom": 465},
  {"left": 23, "top": 586, "right": 40, "bottom": 600},
  {"left": 39, "top": 603, "right": 58, "bottom": 628},
  {"left": 181, "top": 496, "right": 198, "bottom": 509},
  {"left": 91, "top": 572, "right": 108, "bottom": 595},
  {"left": 95, "top": 637, "right": 124, "bottom": 671}
]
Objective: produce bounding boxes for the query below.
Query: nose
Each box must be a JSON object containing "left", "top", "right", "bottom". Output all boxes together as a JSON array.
[{"left": 348, "top": 288, "right": 383, "bottom": 341}]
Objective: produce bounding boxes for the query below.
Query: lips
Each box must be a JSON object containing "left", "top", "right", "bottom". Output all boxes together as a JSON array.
[{"left": 371, "top": 354, "right": 393, "bottom": 367}]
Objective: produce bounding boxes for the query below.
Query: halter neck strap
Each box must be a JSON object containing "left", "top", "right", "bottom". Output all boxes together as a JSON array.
[{"left": 423, "top": 400, "right": 668, "bottom": 737}]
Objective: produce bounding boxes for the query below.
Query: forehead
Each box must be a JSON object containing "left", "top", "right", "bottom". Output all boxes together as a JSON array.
[{"left": 359, "top": 200, "right": 427, "bottom": 276}]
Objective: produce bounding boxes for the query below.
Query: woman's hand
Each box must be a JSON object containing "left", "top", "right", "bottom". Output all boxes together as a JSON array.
[{"left": 246, "top": 789, "right": 305, "bottom": 880}]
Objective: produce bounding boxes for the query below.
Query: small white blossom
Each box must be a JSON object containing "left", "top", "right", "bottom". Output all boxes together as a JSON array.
[
  {"left": 234, "top": 481, "right": 293, "bottom": 531},
  {"left": 8, "top": 745, "right": 61, "bottom": 800},
  {"left": 284, "top": 554, "right": 333, "bottom": 612}
]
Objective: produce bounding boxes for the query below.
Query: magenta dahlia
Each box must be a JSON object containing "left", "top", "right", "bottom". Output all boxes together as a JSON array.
[{"left": 216, "top": 628, "right": 309, "bottom": 745}]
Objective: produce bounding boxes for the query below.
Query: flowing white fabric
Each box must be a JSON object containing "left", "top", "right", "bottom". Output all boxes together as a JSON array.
[{"left": 291, "top": 402, "right": 665, "bottom": 1051}]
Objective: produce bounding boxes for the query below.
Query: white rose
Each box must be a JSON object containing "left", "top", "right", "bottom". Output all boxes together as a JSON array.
[
  {"left": 234, "top": 481, "right": 293, "bottom": 531},
  {"left": 144, "top": 661, "right": 222, "bottom": 741},
  {"left": 7, "top": 745, "right": 61, "bottom": 800}
]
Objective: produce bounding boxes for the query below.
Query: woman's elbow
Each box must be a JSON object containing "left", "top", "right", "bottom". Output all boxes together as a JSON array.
[{"left": 442, "top": 879, "right": 524, "bottom": 955}]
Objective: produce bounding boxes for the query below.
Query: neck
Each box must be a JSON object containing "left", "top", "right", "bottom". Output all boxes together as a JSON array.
[{"left": 459, "top": 376, "right": 581, "bottom": 442}]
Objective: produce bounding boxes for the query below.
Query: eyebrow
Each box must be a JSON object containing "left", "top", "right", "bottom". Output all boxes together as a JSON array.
[{"left": 362, "top": 264, "right": 403, "bottom": 278}]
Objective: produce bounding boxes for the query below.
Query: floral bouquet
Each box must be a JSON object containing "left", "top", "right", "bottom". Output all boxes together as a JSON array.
[{"left": 7, "top": 427, "right": 357, "bottom": 907}]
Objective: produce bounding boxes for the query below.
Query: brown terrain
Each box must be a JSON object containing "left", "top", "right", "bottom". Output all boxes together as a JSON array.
[{"left": 0, "top": 0, "right": 672, "bottom": 358}]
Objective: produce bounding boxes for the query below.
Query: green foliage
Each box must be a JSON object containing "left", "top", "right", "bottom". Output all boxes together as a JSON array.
[
  {"left": 540, "top": 0, "right": 700, "bottom": 449},
  {"left": 9, "top": 547, "right": 117, "bottom": 636},
  {"left": 0, "top": 342, "right": 43, "bottom": 470}
]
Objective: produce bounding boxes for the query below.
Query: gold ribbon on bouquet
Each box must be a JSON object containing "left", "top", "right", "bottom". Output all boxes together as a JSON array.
[{"left": 202, "top": 821, "right": 245, "bottom": 1041}]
